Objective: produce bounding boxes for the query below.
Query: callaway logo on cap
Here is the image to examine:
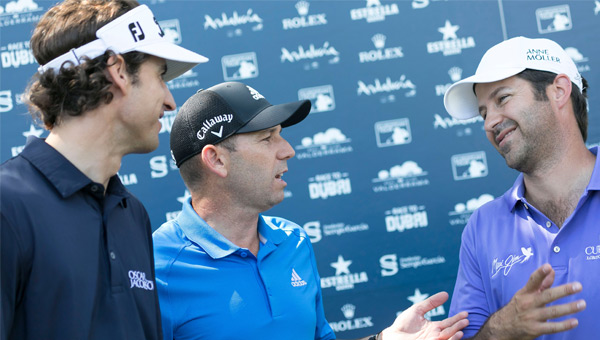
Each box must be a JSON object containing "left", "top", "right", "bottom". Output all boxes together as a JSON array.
[
  {"left": 170, "top": 82, "right": 311, "bottom": 167},
  {"left": 37, "top": 5, "right": 208, "bottom": 81},
  {"left": 444, "top": 36, "right": 583, "bottom": 120}
]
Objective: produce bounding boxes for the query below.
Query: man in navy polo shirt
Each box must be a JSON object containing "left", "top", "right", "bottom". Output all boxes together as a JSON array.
[
  {"left": 444, "top": 36, "right": 597, "bottom": 339},
  {"left": 0, "top": 1, "right": 207, "bottom": 339},
  {"left": 154, "top": 81, "right": 469, "bottom": 340}
]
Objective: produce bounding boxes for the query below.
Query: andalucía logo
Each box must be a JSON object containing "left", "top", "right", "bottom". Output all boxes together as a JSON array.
[
  {"left": 357, "top": 76, "right": 416, "bottom": 98},
  {"left": 280, "top": 41, "right": 340, "bottom": 68},
  {"left": 204, "top": 8, "right": 263, "bottom": 32}
]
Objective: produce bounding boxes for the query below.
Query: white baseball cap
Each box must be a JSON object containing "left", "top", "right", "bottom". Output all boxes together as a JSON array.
[
  {"left": 444, "top": 36, "right": 583, "bottom": 120},
  {"left": 37, "top": 5, "right": 208, "bottom": 81}
]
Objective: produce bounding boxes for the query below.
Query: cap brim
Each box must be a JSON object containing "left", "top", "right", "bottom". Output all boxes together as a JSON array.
[
  {"left": 444, "top": 66, "right": 525, "bottom": 119},
  {"left": 137, "top": 42, "right": 209, "bottom": 81},
  {"left": 237, "top": 100, "right": 311, "bottom": 133}
]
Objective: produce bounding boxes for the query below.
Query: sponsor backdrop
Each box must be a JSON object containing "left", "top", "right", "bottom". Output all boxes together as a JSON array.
[{"left": 1, "top": 0, "right": 599, "bottom": 337}]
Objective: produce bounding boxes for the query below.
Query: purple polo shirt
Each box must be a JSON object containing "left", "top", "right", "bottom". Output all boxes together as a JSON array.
[{"left": 449, "top": 147, "right": 600, "bottom": 339}]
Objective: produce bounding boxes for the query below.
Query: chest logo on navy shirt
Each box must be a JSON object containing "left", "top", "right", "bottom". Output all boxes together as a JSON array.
[
  {"left": 128, "top": 270, "right": 155, "bottom": 291},
  {"left": 491, "top": 247, "right": 534, "bottom": 278},
  {"left": 291, "top": 268, "right": 307, "bottom": 287}
]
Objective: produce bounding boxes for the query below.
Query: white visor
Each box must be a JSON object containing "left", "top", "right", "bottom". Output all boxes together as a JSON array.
[{"left": 37, "top": 5, "right": 208, "bottom": 81}]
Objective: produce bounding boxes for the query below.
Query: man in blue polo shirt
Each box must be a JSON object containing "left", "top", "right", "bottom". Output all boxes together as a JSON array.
[
  {"left": 0, "top": 1, "right": 207, "bottom": 339},
  {"left": 443, "top": 36, "right": 597, "bottom": 339},
  {"left": 154, "top": 82, "right": 469, "bottom": 340}
]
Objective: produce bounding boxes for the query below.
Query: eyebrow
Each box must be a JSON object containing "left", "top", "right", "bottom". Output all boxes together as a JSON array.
[
  {"left": 264, "top": 126, "right": 280, "bottom": 134},
  {"left": 478, "top": 86, "right": 509, "bottom": 114}
]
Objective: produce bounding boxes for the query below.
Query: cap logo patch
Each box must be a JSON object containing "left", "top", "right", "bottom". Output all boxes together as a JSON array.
[
  {"left": 246, "top": 85, "right": 265, "bottom": 100},
  {"left": 129, "top": 22, "right": 146, "bottom": 42},
  {"left": 196, "top": 114, "right": 234, "bottom": 140},
  {"left": 526, "top": 48, "right": 561, "bottom": 63}
]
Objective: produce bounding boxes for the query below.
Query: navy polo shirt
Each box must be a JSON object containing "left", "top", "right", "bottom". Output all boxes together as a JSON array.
[{"left": 1, "top": 137, "right": 162, "bottom": 340}]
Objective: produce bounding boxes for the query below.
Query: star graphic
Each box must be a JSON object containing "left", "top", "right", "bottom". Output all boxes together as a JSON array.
[
  {"left": 22, "top": 124, "right": 44, "bottom": 138},
  {"left": 366, "top": 0, "right": 381, "bottom": 7},
  {"left": 438, "top": 20, "right": 459, "bottom": 40},
  {"left": 176, "top": 190, "right": 191, "bottom": 204},
  {"left": 595, "top": 0, "right": 600, "bottom": 15},
  {"left": 407, "top": 288, "right": 430, "bottom": 305},
  {"left": 330, "top": 255, "right": 352, "bottom": 275}
]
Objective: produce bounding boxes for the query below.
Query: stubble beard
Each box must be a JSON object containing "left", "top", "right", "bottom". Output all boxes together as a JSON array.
[{"left": 500, "top": 103, "right": 558, "bottom": 175}]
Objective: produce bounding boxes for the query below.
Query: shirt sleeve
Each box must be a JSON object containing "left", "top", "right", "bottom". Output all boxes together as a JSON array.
[
  {"left": 153, "top": 229, "right": 175, "bottom": 340},
  {"left": 449, "top": 211, "right": 491, "bottom": 338},
  {"left": 305, "top": 238, "right": 336, "bottom": 340}
]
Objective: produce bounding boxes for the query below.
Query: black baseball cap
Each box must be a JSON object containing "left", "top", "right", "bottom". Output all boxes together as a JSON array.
[{"left": 170, "top": 82, "right": 311, "bottom": 167}]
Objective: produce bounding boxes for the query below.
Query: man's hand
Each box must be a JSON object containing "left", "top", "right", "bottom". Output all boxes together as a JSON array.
[
  {"left": 475, "top": 264, "right": 586, "bottom": 340},
  {"left": 380, "top": 291, "right": 469, "bottom": 340}
]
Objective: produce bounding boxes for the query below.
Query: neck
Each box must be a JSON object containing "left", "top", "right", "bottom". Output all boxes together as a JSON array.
[
  {"left": 45, "top": 108, "right": 125, "bottom": 189},
  {"left": 191, "top": 195, "right": 261, "bottom": 255},
  {"left": 523, "top": 144, "right": 595, "bottom": 227}
]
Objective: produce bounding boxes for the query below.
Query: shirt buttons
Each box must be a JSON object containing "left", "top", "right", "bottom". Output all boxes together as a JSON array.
[
  {"left": 240, "top": 252, "right": 248, "bottom": 258},
  {"left": 524, "top": 203, "right": 529, "bottom": 210},
  {"left": 546, "top": 221, "right": 552, "bottom": 228},
  {"left": 90, "top": 185, "right": 99, "bottom": 192},
  {"left": 110, "top": 251, "right": 116, "bottom": 260},
  {"left": 553, "top": 246, "right": 561, "bottom": 253}
]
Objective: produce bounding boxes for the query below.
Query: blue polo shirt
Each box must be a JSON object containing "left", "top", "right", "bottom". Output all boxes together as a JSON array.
[
  {"left": 449, "top": 147, "right": 600, "bottom": 339},
  {"left": 153, "top": 199, "right": 336, "bottom": 340},
  {"left": 1, "top": 137, "right": 162, "bottom": 340}
]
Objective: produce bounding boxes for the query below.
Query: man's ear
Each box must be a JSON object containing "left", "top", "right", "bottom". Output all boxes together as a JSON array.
[
  {"left": 201, "top": 145, "right": 228, "bottom": 178},
  {"left": 105, "top": 54, "right": 130, "bottom": 96},
  {"left": 549, "top": 73, "right": 572, "bottom": 110}
]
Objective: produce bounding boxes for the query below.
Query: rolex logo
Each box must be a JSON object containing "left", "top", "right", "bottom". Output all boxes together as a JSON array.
[
  {"left": 341, "top": 304, "right": 356, "bottom": 319},
  {"left": 448, "top": 66, "right": 462, "bottom": 82},
  {"left": 371, "top": 33, "right": 386, "bottom": 49},
  {"left": 296, "top": 1, "right": 310, "bottom": 15}
]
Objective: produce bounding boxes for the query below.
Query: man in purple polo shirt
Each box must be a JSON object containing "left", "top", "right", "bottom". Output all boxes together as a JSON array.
[{"left": 443, "top": 36, "right": 597, "bottom": 339}]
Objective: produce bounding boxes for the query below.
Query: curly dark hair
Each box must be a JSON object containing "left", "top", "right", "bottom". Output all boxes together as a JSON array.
[
  {"left": 516, "top": 69, "right": 589, "bottom": 142},
  {"left": 25, "top": 0, "right": 148, "bottom": 129}
]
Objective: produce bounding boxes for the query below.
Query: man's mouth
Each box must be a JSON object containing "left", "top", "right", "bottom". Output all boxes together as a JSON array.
[{"left": 496, "top": 125, "right": 517, "bottom": 146}]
